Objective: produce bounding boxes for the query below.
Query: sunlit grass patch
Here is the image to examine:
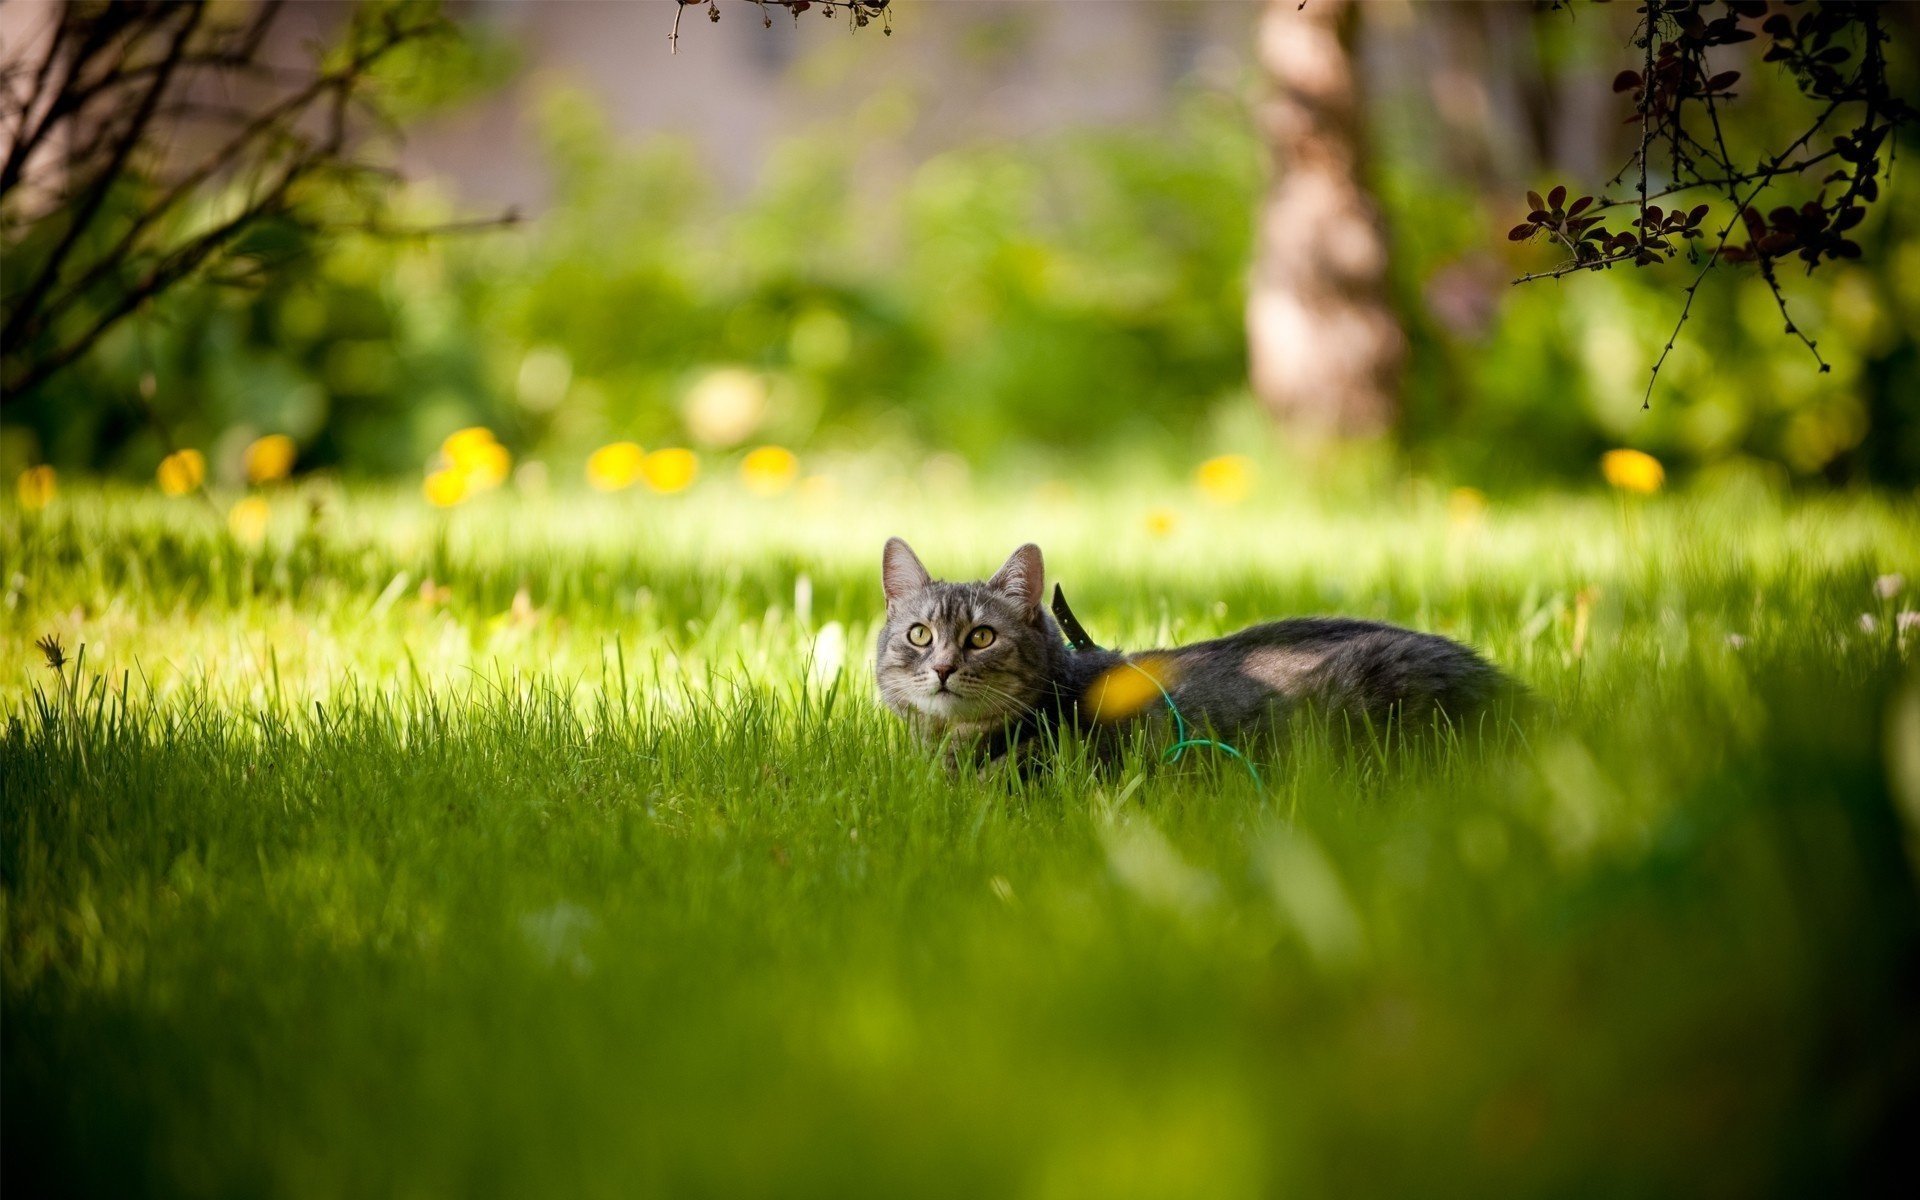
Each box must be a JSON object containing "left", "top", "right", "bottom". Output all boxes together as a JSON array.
[{"left": 2, "top": 478, "right": 1917, "bottom": 1196}]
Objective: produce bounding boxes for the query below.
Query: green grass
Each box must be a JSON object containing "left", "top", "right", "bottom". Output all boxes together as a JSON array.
[{"left": 5, "top": 477, "right": 1920, "bottom": 1197}]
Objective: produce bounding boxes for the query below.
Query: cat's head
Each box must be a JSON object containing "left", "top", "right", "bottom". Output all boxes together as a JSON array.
[{"left": 873, "top": 538, "right": 1061, "bottom": 731}]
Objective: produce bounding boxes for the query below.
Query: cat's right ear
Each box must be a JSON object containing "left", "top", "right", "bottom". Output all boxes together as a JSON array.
[{"left": 882, "top": 537, "right": 931, "bottom": 608}]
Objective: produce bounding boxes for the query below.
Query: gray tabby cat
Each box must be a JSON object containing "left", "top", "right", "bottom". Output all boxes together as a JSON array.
[{"left": 874, "top": 537, "right": 1511, "bottom": 766}]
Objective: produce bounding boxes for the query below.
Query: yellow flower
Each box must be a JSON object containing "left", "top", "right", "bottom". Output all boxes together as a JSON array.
[
  {"left": 1194, "top": 454, "right": 1253, "bottom": 505},
  {"left": 1084, "top": 656, "right": 1182, "bottom": 723},
  {"left": 156, "top": 448, "right": 206, "bottom": 496},
  {"left": 244, "top": 434, "right": 297, "bottom": 484},
  {"left": 586, "top": 442, "right": 646, "bottom": 492},
  {"left": 465, "top": 441, "right": 512, "bottom": 491},
  {"left": 439, "top": 427, "right": 510, "bottom": 491},
  {"left": 16, "top": 465, "right": 56, "bottom": 510},
  {"left": 1144, "top": 507, "right": 1179, "bottom": 538},
  {"left": 423, "top": 467, "right": 470, "bottom": 508},
  {"left": 641, "top": 447, "right": 699, "bottom": 494},
  {"left": 228, "top": 496, "right": 271, "bottom": 546},
  {"left": 1601, "top": 448, "right": 1664, "bottom": 495},
  {"left": 442, "top": 426, "right": 497, "bottom": 466},
  {"left": 740, "top": 445, "right": 799, "bottom": 497}
]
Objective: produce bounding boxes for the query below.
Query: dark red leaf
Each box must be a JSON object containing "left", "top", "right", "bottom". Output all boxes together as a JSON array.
[
  {"left": 1568, "top": 195, "right": 1593, "bottom": 217},
  {"left": 1612, "top": 70, "right": 1642, "bottom": 93},
  {"left": 1687, "top": 204, "right": 1710, "bottom": 227},
  {"left": 1706, "top": 71, "right": 1741, "bottom": 91},
  {"left": 1833, "top": 206, "right": 1865, "bottom": 231},
  {"left": 1548, "top": 185, "right": 1567, "bottom": 210},
  {"left": 1526, "top": 190, "right": 1545, "bottom": 213},
  {"left": 1508, "top": 224, "right": 1536, "bottom": 241}
]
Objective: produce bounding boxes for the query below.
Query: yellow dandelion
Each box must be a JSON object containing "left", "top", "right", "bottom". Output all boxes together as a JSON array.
[
  {"left": 441, "top": 426, "right": 498, "bottom": 468},
  {"left": 1144, "top": 507, "right": 1180, "bottom": 538},
  {"left": 641, "top": 447, "right": 699, "bottom": 494},
  {"left": 463, "top": 440, "right": 512, "bottom": 491},
  {"left": 1600, "top": 448, "right": 1664, "bottom": 495},
  {"left": 1084, "top": 656, "right": 1182, "bottom": 723},
  {"left": 423, "top": 467, "right": 470, "bottom": 508},
  {"left": 586, "top": 442, "right": 646, "bottom": 492},
  {"left": 228, "top": 496, "right": 271, "bottom": 546},
  {"left": 156, "top": 448, "right": 206, "bottom": 496},
  {"left": 16, "top": 465, "right": 56, "bottom": 510},
  {"left": 1194, "top": 454, "right": 1253, "bottom": 505},
  {"left": 740, "top": 445, "right": 799, "bottom": 497},
  {"left": 244, "top": 434, "right": 297, "bottom": 484}
]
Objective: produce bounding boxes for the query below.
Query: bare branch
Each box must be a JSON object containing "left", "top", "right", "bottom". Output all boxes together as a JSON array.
[
  {"left": 0, "top": 4, "right": 204, "bottom": 350},
  {"left": 0, "top": 0, "right": 520, "bottom": 405}
]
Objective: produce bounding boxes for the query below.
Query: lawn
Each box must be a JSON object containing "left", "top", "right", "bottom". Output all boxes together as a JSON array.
[{"left": 5, "top": 476, "right": 1919, "bottom": 1197}]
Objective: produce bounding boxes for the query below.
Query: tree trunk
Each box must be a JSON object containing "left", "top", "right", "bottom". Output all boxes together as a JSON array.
[{"left": 1247, "top": 0, "right": 1404, "bottom": 438}]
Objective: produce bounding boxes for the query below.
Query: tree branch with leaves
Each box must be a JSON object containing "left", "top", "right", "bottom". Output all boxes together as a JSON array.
[
  {"left": 669, "top": 0, "right": 892, "bottom": 53},
  {"left": 1508, "top": 0, "right": 1911, "bottom": 407}
]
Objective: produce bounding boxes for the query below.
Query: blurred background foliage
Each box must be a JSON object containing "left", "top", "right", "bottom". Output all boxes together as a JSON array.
[{"left": 3, "top": 0, "right": 1916, "bottom": 492}]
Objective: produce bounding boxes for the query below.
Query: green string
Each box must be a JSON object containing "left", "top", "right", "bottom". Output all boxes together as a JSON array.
[{"left": 1123, "top": 661, "right": 1265, "bottom": 794}]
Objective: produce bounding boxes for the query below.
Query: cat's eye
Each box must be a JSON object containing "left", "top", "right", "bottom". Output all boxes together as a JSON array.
[
  {"left": 906, "top": 623, "right": 932, "bottom": 647},
  {"left": 966, "top": 626, "right": 996, "bottom": 649}
]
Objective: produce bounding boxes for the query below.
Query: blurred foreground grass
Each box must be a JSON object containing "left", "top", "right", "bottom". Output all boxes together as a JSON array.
[{"left": 5, "top": 479, "right": 1920, "bottom": 1196}]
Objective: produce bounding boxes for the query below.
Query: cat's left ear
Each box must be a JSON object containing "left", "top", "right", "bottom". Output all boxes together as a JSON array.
[
  {"left": 987, "top": 543, "right": 1044, "bottom": 616},
  {"left": 882, "top": 537, "right": 932, "bottom": 608}
]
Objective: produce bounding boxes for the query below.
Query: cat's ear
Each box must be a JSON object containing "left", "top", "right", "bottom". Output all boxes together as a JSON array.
[
  {"left": 987, "top": 543, "right": 1044, "bottom": 615},
  {"left": 882, "top": 537, "right": 931, "bottom": 606}
]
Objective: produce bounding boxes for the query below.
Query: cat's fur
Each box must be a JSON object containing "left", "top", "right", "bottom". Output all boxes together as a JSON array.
[{"left": 874, "top": 538, "right": 1511, "bottom": 766}]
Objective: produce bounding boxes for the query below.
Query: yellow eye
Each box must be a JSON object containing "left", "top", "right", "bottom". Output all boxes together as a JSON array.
[
  {"left": 906, "top": 623, "right": 932, "bottom": 647},
  {"left": 967, "top": 626, "right": 996, "bottom": 649}
]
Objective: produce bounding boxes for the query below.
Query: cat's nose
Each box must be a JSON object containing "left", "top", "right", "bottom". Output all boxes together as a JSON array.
[{"left": 932, "top": 662, "right": 956, "bottom": 682}]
